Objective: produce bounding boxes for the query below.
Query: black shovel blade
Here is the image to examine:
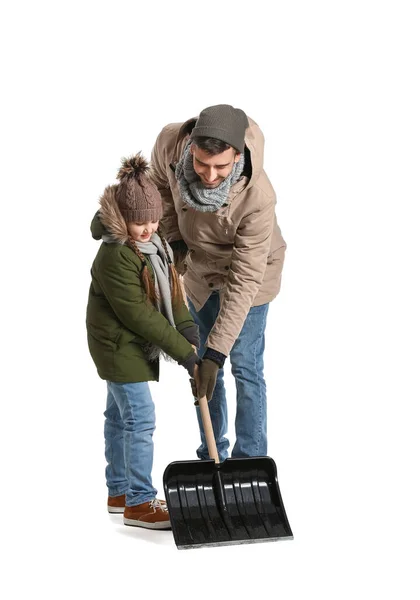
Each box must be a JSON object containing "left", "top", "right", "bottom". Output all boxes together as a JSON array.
[{"left": 163, "top": 456, "right": 293, "bottom": 549}]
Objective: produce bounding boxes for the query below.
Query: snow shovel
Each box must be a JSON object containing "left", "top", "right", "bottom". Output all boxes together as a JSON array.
[{"left": 163, "top": 391, "right": 293, "bottom": 549}]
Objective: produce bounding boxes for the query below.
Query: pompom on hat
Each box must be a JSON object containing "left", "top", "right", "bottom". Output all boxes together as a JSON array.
[{"left": 116, "top": 153, "right": 162, "bottom": 223}]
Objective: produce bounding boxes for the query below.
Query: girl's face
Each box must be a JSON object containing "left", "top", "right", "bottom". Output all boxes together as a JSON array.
[{"left": 127, "top": 221, "right": 159, "bottom": 243}]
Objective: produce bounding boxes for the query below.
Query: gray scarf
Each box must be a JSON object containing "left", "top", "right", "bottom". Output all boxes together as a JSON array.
[
  {"left": 175, "top": 140, "right": 245, "bottom": 212},
  {"left": 133, "top": 233, "right": 175, "bottom": 328},
  {"left": 102, "top": 232, "right": 175, "bottom": 360}
]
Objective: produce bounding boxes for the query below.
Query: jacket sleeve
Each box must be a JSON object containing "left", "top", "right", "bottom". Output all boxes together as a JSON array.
[
  {"left": 150, "top": 128, "right": 183, "bottom": 243},
  {"left": 206, "top": 193, "right": 275, "bottom": 356},
  {"left": 173, "top": 299, "right": 196, "bottom": 333},
  {"left": 97, "top": 247, "right": 194, "bottom": 363}
]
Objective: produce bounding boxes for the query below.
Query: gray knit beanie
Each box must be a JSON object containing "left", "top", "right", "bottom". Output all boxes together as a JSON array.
[
  {"left": 190, "top": 104, "right": 249, "bottom": 153},
  {"left": 116, "top": 153, "right": 162, "bottom": 223}
]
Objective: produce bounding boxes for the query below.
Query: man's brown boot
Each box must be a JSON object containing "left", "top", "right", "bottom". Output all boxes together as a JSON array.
[{"left": 124, "top": 499, "right": 171, "bottom": 529}]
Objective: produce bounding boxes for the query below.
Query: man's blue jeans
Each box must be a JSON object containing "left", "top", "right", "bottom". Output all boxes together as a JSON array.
[
  {"left": 104, "top": 381, "right": 157, "bottom": 506},
  {"left": 188, "top": 292, "right": 269, "bottom": 461}
]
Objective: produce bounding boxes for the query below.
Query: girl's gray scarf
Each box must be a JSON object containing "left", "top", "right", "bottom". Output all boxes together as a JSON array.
[
  {"left": 175, "top": 140, "right": 245, "bottom": 212},
  {"left": 102, "top": 232, "right": 175, "bottom": 360},
  {"left": 134, "top": 233, "right": 175, "bottom": 329}
]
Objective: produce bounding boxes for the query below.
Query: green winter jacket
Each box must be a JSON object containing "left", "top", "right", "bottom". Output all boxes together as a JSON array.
[{"left": 86, "top": 185, "right": 196, "bottom": 383}]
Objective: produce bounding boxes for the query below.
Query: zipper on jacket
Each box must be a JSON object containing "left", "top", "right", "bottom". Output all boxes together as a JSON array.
[{"left": 189, "top": 206, "right": 197, "bottom": 241}]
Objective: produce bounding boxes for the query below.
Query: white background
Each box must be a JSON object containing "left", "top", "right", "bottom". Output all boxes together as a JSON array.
[{"left": 1, "top": 1, "right": 419, "bottom": 598}]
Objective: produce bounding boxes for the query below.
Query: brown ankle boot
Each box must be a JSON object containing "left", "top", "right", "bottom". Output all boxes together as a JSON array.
[
  {"left": 108, "top": 494, "right": 126, "bottom": 513},
  {"left": 108, "top": 495, "right": 167, "bottom": 514},
  {"left": 124, "top": 499, "right": 171, "bottom": 529}
]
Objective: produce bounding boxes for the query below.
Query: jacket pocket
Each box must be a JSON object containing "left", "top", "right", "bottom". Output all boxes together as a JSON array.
[
  {"left": 216, "top": 215, "right": 235, "bottom": 242},
  {"left": 267, "top": 245, "right": 286, "bottom": 266},
  {"left": 87, "top": 322, "right": 122, "bottom": 349},
  {"left": 205, "top": 255, "right": 232, "bottom": 275}
]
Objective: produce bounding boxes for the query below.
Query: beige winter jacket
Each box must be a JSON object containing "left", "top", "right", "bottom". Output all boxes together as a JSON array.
[{"left": 150, "top": 115, "right": 286, "bottom": 356}]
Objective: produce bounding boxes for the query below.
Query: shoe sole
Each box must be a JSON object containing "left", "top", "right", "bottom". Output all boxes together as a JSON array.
[
  {"left": 108, "top": 503, "right": 167, "bottom": 514},
  {"left": 124, "top": 517, "right": 171, "bottom": 530}
]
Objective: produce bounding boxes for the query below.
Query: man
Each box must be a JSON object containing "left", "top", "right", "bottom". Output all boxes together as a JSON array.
[{"left": 150, "top": 104, "right": 286, "bottom": 461}]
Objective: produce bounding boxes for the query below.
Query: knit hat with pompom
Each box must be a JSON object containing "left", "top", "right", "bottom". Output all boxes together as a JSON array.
[{"left": 116, "top": 153, "right": 162, "bottom": 223}]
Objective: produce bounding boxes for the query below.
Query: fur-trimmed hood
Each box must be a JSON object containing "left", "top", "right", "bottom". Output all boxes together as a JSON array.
[{"left": 98, "top": 184, "right": 129, "bottom": 243}]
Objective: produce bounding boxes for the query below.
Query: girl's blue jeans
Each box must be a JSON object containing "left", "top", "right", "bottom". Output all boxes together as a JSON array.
[{"left": 104, "top": 381, "right": 157, "bottom": 506}]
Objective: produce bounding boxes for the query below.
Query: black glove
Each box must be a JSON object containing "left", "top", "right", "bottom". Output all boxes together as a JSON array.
[
  {"left": 169, "top": 239, "right": 189, "bottom": 275},
  {"left": 189, "top": 377, "right": 199, "bottom": 405},
  {"left": 179, "top": 324, "right": 200, "bottom": 348},
  {"left": 179, "top": 351, "right": 200, "bottom": 378}
]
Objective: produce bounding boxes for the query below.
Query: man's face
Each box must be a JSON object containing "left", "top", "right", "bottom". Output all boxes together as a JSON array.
[
  {"left": 190, "top": 144, "right": 240, "bottom": 188},
  {"left": 127, "top": 221, "right": 159, "bottom": 243}
]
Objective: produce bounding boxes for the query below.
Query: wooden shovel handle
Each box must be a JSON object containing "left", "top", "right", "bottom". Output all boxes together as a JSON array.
[{"left": 195, "top": 374, "right": 220, "bottom": 464}]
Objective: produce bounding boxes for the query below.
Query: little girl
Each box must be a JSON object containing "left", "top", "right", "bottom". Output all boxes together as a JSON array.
[{"left": 86, "top": 154, "right": 200, "bottom": 529}]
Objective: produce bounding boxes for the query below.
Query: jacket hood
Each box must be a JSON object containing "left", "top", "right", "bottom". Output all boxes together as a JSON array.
[
  {"left": 243, "top": 116, "right": 264, "bottom": 187},
  {"left": 98, "top": 184, "right": 129, "bottom": 243},
  {"left": 175, "top": 115, "right": 264, "bottom": 188}
]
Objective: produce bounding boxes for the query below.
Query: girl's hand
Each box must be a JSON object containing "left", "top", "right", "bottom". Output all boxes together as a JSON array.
[{"left": 189, "top": 364, "right": 200, "bottom": 397}]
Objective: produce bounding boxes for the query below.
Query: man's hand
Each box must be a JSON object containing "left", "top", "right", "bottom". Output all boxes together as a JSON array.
[{"left": 196, "top": 358, "right": 219, "bottom": 402}]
